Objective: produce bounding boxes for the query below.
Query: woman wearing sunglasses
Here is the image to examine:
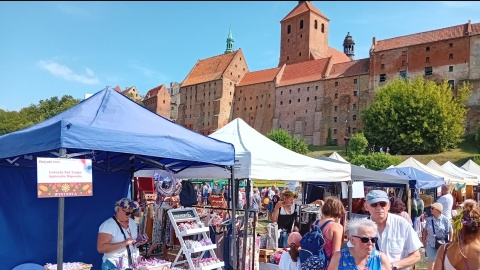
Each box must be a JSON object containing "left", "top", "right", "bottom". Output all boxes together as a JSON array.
[
  {"left": 328, "top": 218, "right": 390, "bottom": 270},
  {"left": 97, "top": 198, "right": 140, "bottom": 270},
  {"left": 422, "top": 202, "right": 452, "bottom": 270}
]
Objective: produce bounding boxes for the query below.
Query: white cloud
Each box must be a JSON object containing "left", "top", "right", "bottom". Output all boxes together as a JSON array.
[
  {"left": 38, "top": 60, "right": 99, "bottom": 85},
  {"left": 439, "top": 1, "right": 480, "bottom": 8},
  {"left": 130, "top": 64, "right": 169, "bottom": 82}
]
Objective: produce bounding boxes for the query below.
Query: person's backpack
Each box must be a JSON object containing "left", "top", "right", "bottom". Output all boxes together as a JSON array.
[
  {"left": 179, "top": 180, "right": 197, "bottom": 207},
  {"left": 299, "top": 220, "right": 333, "bottom": 270}
]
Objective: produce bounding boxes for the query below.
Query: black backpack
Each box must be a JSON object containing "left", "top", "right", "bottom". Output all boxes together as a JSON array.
[{"left": 180, "top": 180, "right": 198, "bottom": 207}]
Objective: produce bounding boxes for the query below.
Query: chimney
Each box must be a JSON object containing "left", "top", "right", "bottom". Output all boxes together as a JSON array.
[
  {"left": 467, "top": 20, "right": 472, "bottom": 35},
  {"left": 372, "top": 37, "right": 376, "bottom": 45}
]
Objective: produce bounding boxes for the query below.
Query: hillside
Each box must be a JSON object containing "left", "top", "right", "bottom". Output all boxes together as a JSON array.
[{"left": 306, "top": 135, "right": 479, "bottom": 167}]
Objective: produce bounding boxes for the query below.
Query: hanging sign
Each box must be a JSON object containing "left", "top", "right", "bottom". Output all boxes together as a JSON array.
[
  {"left": 37, "top": 157, "right": 93, "bottom": 198},
  {"left": 252, "top": 180, "right": 287, "bottom": 187}
]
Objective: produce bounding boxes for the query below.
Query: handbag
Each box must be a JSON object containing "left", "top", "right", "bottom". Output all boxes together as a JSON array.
[
  {"left": 112, "top": 216, "right": 133, "bottom": 269},
  {"left": 432, "top": 219, "right": 446, "bottom": 249},
  {"left": 278, "top": 215, "right": 296, "bottom": 248}
]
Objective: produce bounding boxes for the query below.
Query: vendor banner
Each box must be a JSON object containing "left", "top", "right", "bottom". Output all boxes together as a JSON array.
[
  {"left": 252, "top": 180, "right": 287, "bottom": 187},
  {"left": 37, "top": 157, "right": 93, "bottom": 198}
]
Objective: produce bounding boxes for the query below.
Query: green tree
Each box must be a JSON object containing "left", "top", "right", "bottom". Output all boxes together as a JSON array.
[
  {"left": 475, "top": 124, "right": 480, "bottom": 153},
  {"left": 292, "top": 136, "right": 309, "bottom": 154},
  {"left": 348, "top": 132, "right": 368, "bottom": 159},
  {"left": 350, "top": 153, "right": 402, "bottom": 171},
  {"left": 362, "top": 77, "right": 471, "bottom": 154},
  {"left": 267, "top": 129, "right": 293, "bottom": 150}
]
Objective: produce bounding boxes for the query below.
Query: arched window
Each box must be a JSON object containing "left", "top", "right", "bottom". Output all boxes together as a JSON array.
[
  {"left": 321, "top": 23, "right": 325, "bottom": 33},
  {"left": 314, "top": 20, "right": 318, "bottom": 29},
  {"left": 287, "top": 25, "right": 291, "bottom": 34},
  {"left": 300, "top": 20, "right": 304, "bottom": 29}
]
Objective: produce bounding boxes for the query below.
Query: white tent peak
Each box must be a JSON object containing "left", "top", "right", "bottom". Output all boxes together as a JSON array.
[
  {"left": 329, "top": 152, "right": 349, "bottom": 163},
  {"left": 441, "top": 161, "right": 479, "bottom": 182}
]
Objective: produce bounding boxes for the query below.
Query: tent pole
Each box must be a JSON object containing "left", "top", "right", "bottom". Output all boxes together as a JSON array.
[
  {"left": 242, "top": 179, "right": 251, "bottom": 270},
  {"left": 57, "top": 148, "right": 67, "bottom": 270},
  {"left": 229, "top": 167, "right": 237, "bottom": 269},
  {"left": 348, "top": 180, "right": 353, "bottom": 220}
]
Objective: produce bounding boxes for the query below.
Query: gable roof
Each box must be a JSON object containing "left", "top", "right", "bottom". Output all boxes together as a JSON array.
[
  {"left": 114, "top": 85, "right": 122, "bottom": 92},
  {"left": 181, "top": 50, "right": 242, "bottom": 87},
  {"left": 327, "top": 47, "right": 352, "bottom": 64},
  {"left": 373, "top": 21, "right": 480, "bottom": 52},
  {"left": 237, "top": 67, "right": 282, "bottom": 87},
  {"left": 144, "top": 84, "right": 167, "bottom": 99},
  {"left": 277, "top": 57, "right": 330, "bottom": 87},
  {"left": 328, "top": 58, "right": 370, "bottom": 78},
  {"left": 281, "top": 1, "right": 329, "bottom": 22}
]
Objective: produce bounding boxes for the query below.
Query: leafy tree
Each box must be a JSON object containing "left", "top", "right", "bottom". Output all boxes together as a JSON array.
[
  {"left": 292, "top": 136, "right": 309, "bottom": 154},
  {"left": 267, "top": 129, "right": 293, "bottom": 150},
  {"left": 362, "top": 77, "right": 471, "bottom": 154},
  {"left": 475, "top": 125, "right": 480, "bottom": 153},
  {"left": 348, "top": 132, "right": 368, "bottom": 159},
  {"left": 350, "top": 153, "right": 402, "bottom": 171}
]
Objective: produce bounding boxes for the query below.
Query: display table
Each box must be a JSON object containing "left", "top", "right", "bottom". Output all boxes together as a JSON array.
[{"left": 259, "top": 262, "right": 280, "bottom": 270}]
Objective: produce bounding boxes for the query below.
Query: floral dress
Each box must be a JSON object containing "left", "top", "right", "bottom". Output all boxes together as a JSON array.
[{"left": 338, "top": 248, "right": 381, "bottom": 270}]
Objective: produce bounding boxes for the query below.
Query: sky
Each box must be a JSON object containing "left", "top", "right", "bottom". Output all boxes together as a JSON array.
[{"left": 1, "top": 1, "right": 480, "bottom": 112}]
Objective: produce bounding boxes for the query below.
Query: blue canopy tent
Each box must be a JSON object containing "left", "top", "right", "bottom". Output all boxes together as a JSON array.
[
  {"left": 380, "top": 167, "right": 445, "bottom": 189},
  {"left": 0, "top": 87, "right": 235, "bottom": 269}
]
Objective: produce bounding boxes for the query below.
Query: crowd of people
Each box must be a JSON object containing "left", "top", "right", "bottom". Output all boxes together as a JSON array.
[{"left": 95, "top": 182, "right": 480, "bottom": 270}]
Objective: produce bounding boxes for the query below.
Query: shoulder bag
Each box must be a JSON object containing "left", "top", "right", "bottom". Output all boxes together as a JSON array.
[
  {"left": 112, "top": 216, "right": 133, "bottom": 269},
  {"left": 432, "top": 219, "right": 446, "bottom": 249}
]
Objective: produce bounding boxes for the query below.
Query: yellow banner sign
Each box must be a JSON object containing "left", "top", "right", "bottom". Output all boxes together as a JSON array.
[{"left": 252, "top": 180, "right": 287, "bottom": 188}]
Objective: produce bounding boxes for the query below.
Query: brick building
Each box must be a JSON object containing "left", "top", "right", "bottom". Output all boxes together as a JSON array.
[
  {"left": 162, "top": 1, "right": 480, "bottom": 145},
  {"left": 143, "top": 84, "right": 171, "bottom": 118}
]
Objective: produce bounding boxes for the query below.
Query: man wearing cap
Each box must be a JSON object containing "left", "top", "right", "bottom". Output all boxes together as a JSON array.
[
  {"left": 363, "top": 190, "right": 422, "bottom": 270},
  {"left": 436, "top": 185, "right": 453, "bottom": 220}
]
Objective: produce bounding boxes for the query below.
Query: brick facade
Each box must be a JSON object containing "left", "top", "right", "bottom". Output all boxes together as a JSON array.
[{"left": 143, "top": 84, "right": 171, "bottom": 118}]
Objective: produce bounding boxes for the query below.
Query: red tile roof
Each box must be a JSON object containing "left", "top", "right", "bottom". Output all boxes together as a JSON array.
[
  {"left": 121, "top": 86, "right": 135, "bottom": 96},
  {"left": 281, "top": 1, "right": 329, "bottom": 22},
  {"left": 237, "top": 67, "right": 282, "bottom": 87},
  {"left": 181, "top": 50, "right": 241, "bottom": 87},
  {"left": 277, "top": 57, "right": 330, "bottom": 87},
  {"left": 373, "top": 22, "right": 480, "bottom": 52},
  {"left": 114, "top": 86, "right": 122, "bottom": 92},
  {"left": 144, "top": 84, "right": 166, "bottom": 99},
  {"left": 328, "top": 58, "right": 370, "bottom": 79},
  {"left": 327, "top": 47, "right": 352, "bottom": 64}
]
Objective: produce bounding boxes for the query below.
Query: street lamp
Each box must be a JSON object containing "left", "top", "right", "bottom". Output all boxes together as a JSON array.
[{"left": 344, "top": 136, "right": 350, "bottom": 156}]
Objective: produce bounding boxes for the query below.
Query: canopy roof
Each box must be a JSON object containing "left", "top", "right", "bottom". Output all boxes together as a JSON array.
[
  {"left": 461, "top": 159, "right": 480, "bottom": 176},
  {"left": 426, "top": 160, "right": 475, "bottom": 185},
  {"left": 0, "top": 87, "right": 235, "bottom": 171},
  {"left": 317, "top": 156, "right": 407, "bottom": 184},
  {"left": 137, "top": 118, "right": 351, "bottom": 182},
  {"left": 329, "top": 151, "right": 348, "bottom": 163},
  {"left": 380, "top": 167, "right": 445, "bottom": 189},
  {"left": 442, "top": 161, "right": 479, "bottom": 184},
  {"left": 397, "top": 157, "right": 465, "bottom": 184}
]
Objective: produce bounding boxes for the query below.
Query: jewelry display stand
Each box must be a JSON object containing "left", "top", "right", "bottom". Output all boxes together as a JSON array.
[{"left": 168, "top": 208, "right": 224, "bottom": 270}]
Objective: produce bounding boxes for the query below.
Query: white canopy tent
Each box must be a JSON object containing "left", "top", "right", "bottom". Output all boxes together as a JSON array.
[
  {"left": 442, "top": 161, "right": 479, "bottom": 185},
  {"left": 136, "top": 118, "right": 351, "bottom": 182},
  {"left": 329, "top": 151, "right": 348, "bottom": 163},
  {"left": 461, "top": 160, "right": 480, "bottom": 176},
  {"left": 426, "top": 160, "right": 474, "bottom": 185},
  {"left": 397, "top": 157, "right": 462, "bottom": 183}
]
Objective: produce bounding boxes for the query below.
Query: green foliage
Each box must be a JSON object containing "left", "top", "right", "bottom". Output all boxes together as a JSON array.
[
  {"left": 362, "top": 77, "right": 471, "bottom": 155},
  {"left": 350, "top": 153, "right": 403, "bottom": 171},
  {"left": 348, "top": 132, "right": 369, "bottom": 159},
  {"left": 267, "top": 129, "right": 293, "bottom": 150},
  {"left": 472, "top": 155, "right": 480, "bottom": 165},
  {"left": 475, "top": 125, "right": 480, "bottom": 153},
  {"left": 292, "top": 136, "right": 309, "bottom": 154},
  {"left": 326, "top": 128, "right": 335, "bottom": 146},
  {"left": 0, "top": 95, "right": 81, "bottom": 135}
]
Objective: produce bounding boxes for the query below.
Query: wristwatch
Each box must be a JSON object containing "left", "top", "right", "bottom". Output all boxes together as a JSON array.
[{"left": 391, "top": 264, "right": 398, "bottom": 270}]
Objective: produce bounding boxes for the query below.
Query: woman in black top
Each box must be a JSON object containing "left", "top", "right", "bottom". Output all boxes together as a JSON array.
[{"left": 272, "top": 190, "right": 298, "bottom": 233}]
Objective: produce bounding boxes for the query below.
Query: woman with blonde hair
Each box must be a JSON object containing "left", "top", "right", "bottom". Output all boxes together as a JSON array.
[
  {"left": 433, "top": 199, "right": 480, "bottom": 270},
  {"left": 272, "top": 190, "right": 299, "bottom": 233}
]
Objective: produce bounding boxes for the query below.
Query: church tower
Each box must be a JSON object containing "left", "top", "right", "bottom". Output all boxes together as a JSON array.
[
  {"left": 279, "top": 1, "right": 330, "bottom": 66},
  {"left": 343, "top": 32, "right": 355, "bottom": 60},
  {"left": 225, "top": 27, "right": 234, "bottom": 54}
]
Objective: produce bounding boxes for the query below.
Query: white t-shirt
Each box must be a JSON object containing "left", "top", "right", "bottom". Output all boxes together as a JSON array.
[
  {"left": 99, "top": 217, "right": 139, "bottom": 268},
  {"left": 278, "top": 251, "right": 301, "bottom": 270},
  {"left": 436, "top": 194, "right": 453, "bottom": 219},
  {"left": 268, "top": 189, "right": 275, "bottom": 198}
]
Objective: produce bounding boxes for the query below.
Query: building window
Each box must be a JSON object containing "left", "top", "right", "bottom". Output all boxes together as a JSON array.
[
  {"left": 353, "top": 91, "right": 358, "bottom": 96},
  {"left": 449, "top": 53, "right": 454, "bottom": 59},
  {"left": 425, "top": 66, "right": 433, "bottom": 76},
  {"left": 321, "top": 23, "right": 324, "bottom": 33},
  {"left": 334, "top": 129, "right": 337, "bottom": 134},
  {"left": 402, "top": 50, "right": 406, "bottom": 56},
  {"left": 449, "top": 66, "right": 453, "bottom": 72},
  {"left": 280, "top": 101, "right": 283, "bottom": 105},
  {"left": 381, "top": 54, "right": 384, "bottom": 59},
  {"left": 289, "top": 100, "right": 292, "bottom": 104},
  {"left": 381, "top": 64, "right": 385, "bottom": 69},
  {"left": 334, "top": 117, "right": 337, "bottom": 122},
  {"left": 307, "top": 97, "right": 310, "bottom": 101},
  {"left": 299, "top": 52, "right": 302, "bottom": 56},
  {"left": 334, "top": 106, "right": 338, "bottom": 112},
  {"left": 281, "top": 91, "right": 283, "bottom": 95},
  {"left": 402, "top": 60, "right": 406, "bottom": 66},
  {"left": 449, "top": 43, "right": 453, "bottom": 47},
  {"left": 354, "top": 78, "right": 357, "bottom": 84},
  {"left": 307, "top": 87, "right": 310, "bottom": 91},
  {"left": 335, "top": 81, "right": 339, "bottom": 87},
  {"left": 399, "top": 70, "right": 407, "bottom": 79},
  {"left": 426, "top": 57, "right": 430, "bottom": 63},
  {"left": 287, "top": 25, "right": 291, "bottom": 34},
  {"left": 353, "top": 115, "right": 357, "bottom": 121},
  {"left": 314, "top": 20, "right": 318, "bottom": 29},
  {"left": 298, "top": 98, "right": 300, "bottom": 103},
  {"left": 315, "top": 96, "right": 317, "bottom": 100},
  {"left": 426, "top": 46, "right": 430, "bottom": 51},
  {"left": 289, "top": 89, "right": 292, "bottom": 94},
  {"left": 334, "top": 93, "right": 338, "bottom": 99},
  {"left": 353, "top": 104, "right": 357, "bottom": 110},
  {"left": 300, "top": 20, "right": 304, "bottom": 29},
  {"left": 287, "top": 56, "right": 289, "bottom": 60},
  {"left": 379, "top": 74, "right": 386, "bottom": 82},
  {"left": 448, "top": 80, "right": 455, "bottom": 89},
  {"left": 353, "top": 128, "right": 357, "bottom": 133}
]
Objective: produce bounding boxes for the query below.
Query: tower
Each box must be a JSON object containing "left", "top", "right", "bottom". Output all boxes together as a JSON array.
[
  {"left": 225, "top": 27, "right": 234, "bottom": 54},
  {"left": 343, "top": 32, "right": 355, "bottom": 60},
  {"left": 279, "top": 1, "right": 330, "bottom": 66}
]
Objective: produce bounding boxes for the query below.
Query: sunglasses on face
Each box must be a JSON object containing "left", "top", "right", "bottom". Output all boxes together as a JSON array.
[
  {"left": 122, "top": 209, "right": 133, "bottom": 215},
  {"left": 352, "top": 235, "right": 378, "bottom": 244},
  {"left": 369, "top": 201, "right": 387, "bottom": 208}
]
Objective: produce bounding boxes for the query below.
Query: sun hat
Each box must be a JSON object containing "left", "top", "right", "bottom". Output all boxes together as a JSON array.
[
  {"left": 431, "top": 202, "right": 443, "bottom": 212},
  {"left": 115, "top": 198, "right": 139, "bottom": 211},
  {"left": 365, "top": 190, "right": 389, "bottom": 204}
]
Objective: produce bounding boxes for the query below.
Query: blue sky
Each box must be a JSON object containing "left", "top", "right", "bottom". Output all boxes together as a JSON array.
[{"left": 1, "top": 1, "right": 480, "bottom": 112}]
